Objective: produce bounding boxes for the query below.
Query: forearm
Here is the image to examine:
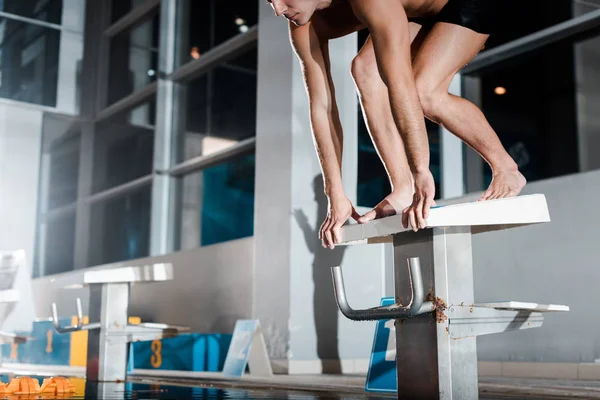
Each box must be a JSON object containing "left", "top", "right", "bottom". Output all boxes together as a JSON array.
[
  {"left": 310, "top": 105, "right": 344, "bottom": 196},
  {"left": 386, "top": 74, "right": 430, "bottom": 174}
]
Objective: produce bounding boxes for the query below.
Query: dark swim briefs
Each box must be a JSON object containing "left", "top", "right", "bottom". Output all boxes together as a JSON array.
[{"left": 410, "top": 0, "right": 500, "bottom": 35}]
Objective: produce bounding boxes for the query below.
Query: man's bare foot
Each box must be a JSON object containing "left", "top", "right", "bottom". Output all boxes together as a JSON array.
[
  {"left": 357, "top": 190, "right": 413, "bottom": 224},
  {"left": 479, "top": 169, "right": 527, "bottom": 201}
]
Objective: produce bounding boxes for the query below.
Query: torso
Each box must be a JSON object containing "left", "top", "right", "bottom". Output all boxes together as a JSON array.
[{"left": 313, "top": 0, "right": 448, "bottom": 40}]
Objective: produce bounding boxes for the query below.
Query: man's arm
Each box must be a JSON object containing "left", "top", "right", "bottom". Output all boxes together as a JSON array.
[
  {"left": 289, "top": 20, "right": 343, "bottom": 195},
  {"left": 289, "top": 20, "right": 358, "bottom": 247},
  {"left": 349, "top": 0, "right": 435, "bottom": 230}
]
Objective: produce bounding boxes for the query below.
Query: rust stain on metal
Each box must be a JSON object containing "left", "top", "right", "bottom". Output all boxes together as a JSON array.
[{"left": 426, "top": 293, "right": 447, "bottom": 323}]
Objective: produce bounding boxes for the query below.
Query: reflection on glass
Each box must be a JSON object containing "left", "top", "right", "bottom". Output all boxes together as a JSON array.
[
  {"left": 107, "top": 14, "right": 159, "bottom": 105},
  {"left": 111, "top": 0, "right": 147, "bottom": 23},
  {"left": 177, "top": 152, "right": 255, "bottom": 249},
  {"left": 182, "top": 0, "right": 257, "bottom": 66},
  {"left": 88, "top": 185, "right": 151, "bottom": 267},
  {"left": 43, "top": 211, "right": 75, "bottom": 276},
  {"left": 48, "top": 134, "right": 80, "bottom": 210},
  {"left": 479, "top": 1, "right": 600, "bottom": 50},
  {"left": 0, "top": 19, "right": 60, "bottom": 106},
  {"left": 1, "top": 0, "right": 63, "bottom": 24},
  {"left": 178, "top": 49, "right": 257, "bottom": 163},
  {"left": 92, "top": 103, "right": 155, "bottom": 193}
]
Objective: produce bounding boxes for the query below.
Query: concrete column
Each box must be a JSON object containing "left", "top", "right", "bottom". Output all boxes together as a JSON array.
[
  {"left": 149, "top": 0, "right": 186, "bottom": 256},
  {"left": 254, "top": 3, "right": 386, "bottom": 374}
]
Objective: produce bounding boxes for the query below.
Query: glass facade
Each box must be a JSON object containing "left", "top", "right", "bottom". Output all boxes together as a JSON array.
[
  {"left": 92, "top": 104, "right": 155, "bottom": 193},
  {"left": 180, "top": 0, "right": 258, "bottom": 67},
  {"left": 43, "top": 211, "right": 76, "bottom": 276},
  {"left": 176, "top": 152, "right": 255, "bottom": 250},
  {"left": 88, "top": 184, "right": 152, "bottom": 266},
  {"left": 107, "top": 14, "right": 159, "bottom": 105},
  {"left": 0, "top": 18, "right": 61, "bottom": 106},
  {"left": 0, "top": 0, "right": 63, "bottom": 24},
  {"left": 177, "top": 49, "right": 257, "bottom": 162},
  {"left": 110, "top": 0, "right": 146, "bottom": 23},
  {"left": 47, "top": 134, "right": 80, "bottom": 210}
]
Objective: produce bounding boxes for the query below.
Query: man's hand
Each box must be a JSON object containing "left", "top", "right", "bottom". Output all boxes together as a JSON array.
[
  {"left": 402, "top": 171, "right": 435, "bottom": 232},
  {"left": 319, "top": 194, "right": 360, "bottom": 249}
]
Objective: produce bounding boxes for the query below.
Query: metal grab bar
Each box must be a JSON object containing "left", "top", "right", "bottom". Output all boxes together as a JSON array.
[
  {"left": 52, "top": 298, "right": 101, "bottom": 333},
  {"left": 331, "top": 257, "right": 433, "bottom": 321}
]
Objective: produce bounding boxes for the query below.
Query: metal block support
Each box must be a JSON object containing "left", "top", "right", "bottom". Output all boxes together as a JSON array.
[
  {"left": 52, "top": 264, "right": 187, "bottom": 382},
  {"left": 332, "top": 196, "right": 570, "bottom": 400}
]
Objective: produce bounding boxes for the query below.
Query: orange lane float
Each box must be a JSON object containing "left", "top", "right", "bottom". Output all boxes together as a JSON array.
[
  {"left": 5, "top": 377, "right": 41, "bottom": 395},
  {"left": 40, "top": 377, "right": 75, "bottom": 396}
]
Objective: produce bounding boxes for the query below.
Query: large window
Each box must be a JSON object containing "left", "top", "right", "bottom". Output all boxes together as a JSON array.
[
  {"left": 88, "top": 184, "right": 152, "bottom": 266},
  {"left": 0, "top": 18, "right": 61, "bottom": 106},
  {"left": 35, "top": 0, "right": 258, "bottom": 276},
  {"left": 176, "top": 152, "right": 255, "bottom": 250},
  {"left": 180, "top": 0, "right": 258, "bottom": 67},
  {"left": 47, "top": 134, "right": 80, "bottom": 210},
  {"left": 92, "top": 103, "right": 155, "bottom": 193},
  {"left": 177, "top": 49, "right": 257, "bottom": 163},
  {"left": 463, "top": 5, "right": 600, "bottom": 189},
  {"left": 107, "top": 14, "right": 159, "bottom": 105},
  {"left": 0, "top": 0, "right": 63, "bottom": 24}
]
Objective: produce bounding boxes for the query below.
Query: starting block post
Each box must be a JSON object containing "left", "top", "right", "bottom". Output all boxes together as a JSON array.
[
  {"left": 51, "top": 263, "right": 188, "bottom": 382},
  {"left": 333, "top": 194, "right": 569, "bottom": 399}
]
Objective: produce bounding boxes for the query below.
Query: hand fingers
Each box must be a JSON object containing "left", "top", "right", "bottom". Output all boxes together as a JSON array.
[
  {"left": 358, "top": 209, "right": 377, "bottom": 224},
  {"left": 423, "top": 196, "right": 434, "bottom": 221},
  {"left": 402, "top": 207, "right": 409, "bottom": 229},
  {"left": 332, "top": 221, "right": 343, "bottom": 245},
  {"left": 415, "top": 199, "right": 426, "bottom": 230},
  {"left": 324, "top": 226, "right": 335, "bottom": 249},
  {"left": 318, "top": 218, "right": 328, "bottom": 241},
  {"left": 322, "top": 217, "right": 334, "bottom": 247},
  {"left": 351, "top": 208, "right": 361, "bottom": 221},
  {"left": 409, "top": 208, "right": 418, "bottom": 232}
]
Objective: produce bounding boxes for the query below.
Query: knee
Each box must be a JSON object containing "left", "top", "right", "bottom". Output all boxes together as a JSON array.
[
  {"left": 415, "top": 76, "right": 444, "bottom": 123},
  {"left": 351, "top": 51, "right": 378, "bottom": 89}
]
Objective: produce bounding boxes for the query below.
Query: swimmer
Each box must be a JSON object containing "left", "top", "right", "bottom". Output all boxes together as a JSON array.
[{"left": 266, "top": 0, "right": 526, "bottom": 247}]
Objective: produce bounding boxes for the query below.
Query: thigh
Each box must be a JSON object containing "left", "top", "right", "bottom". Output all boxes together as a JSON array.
[
  {"left": 357, "top": 22, "right": 431, "bottom": 66},
  {"left": 411, "top": 22, "right": 488, "bottom": 91}
]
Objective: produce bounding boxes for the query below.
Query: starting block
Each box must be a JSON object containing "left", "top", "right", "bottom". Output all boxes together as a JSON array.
[
  {"left": 333, "top": 194, "right": 569, "bottom": 399},
  {"left": 51, "top": 263, "right": 188, "bottom": 382},
  {"left": 0, "top": 251, "right": 30, "bottom": 348}
]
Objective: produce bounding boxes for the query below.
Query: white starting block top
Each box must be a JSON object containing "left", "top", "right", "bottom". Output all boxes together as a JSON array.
[
  {"left": 340, "top": 194, "right": 550, "bottom": 244},
  {"left": 0, "top": 289, "right": 19, "bottom": 303},
  {"left": 84, "top": 263, "right": 173, "bottom": 284},
  {"left": 476, "top": 301, "right": 569, "bottom": 312}
]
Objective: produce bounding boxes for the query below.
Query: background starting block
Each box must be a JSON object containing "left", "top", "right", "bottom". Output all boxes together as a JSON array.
[{"left": 365, "top": 297, "right": 397, "bottom": 393}]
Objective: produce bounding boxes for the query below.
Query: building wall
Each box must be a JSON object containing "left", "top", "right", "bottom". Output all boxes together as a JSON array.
[
  {"left": 32, "top": 236, "right": 254, "bottom": 333},
  {"left": 0, "top": 102, "right": 44, "bottom": 331}
]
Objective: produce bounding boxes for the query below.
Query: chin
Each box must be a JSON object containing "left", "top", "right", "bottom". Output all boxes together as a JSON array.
[{"left": 293, "top": 15, "right": 311, "bottom": 26}]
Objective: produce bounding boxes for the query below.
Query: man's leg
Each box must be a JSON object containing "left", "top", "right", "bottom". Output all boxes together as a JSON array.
[
  {"left": 412, "top": 22, "right": 526, "bottom": 200},
  {"left": 351, "top": 25, "right": 429, "bottom": 223}
]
